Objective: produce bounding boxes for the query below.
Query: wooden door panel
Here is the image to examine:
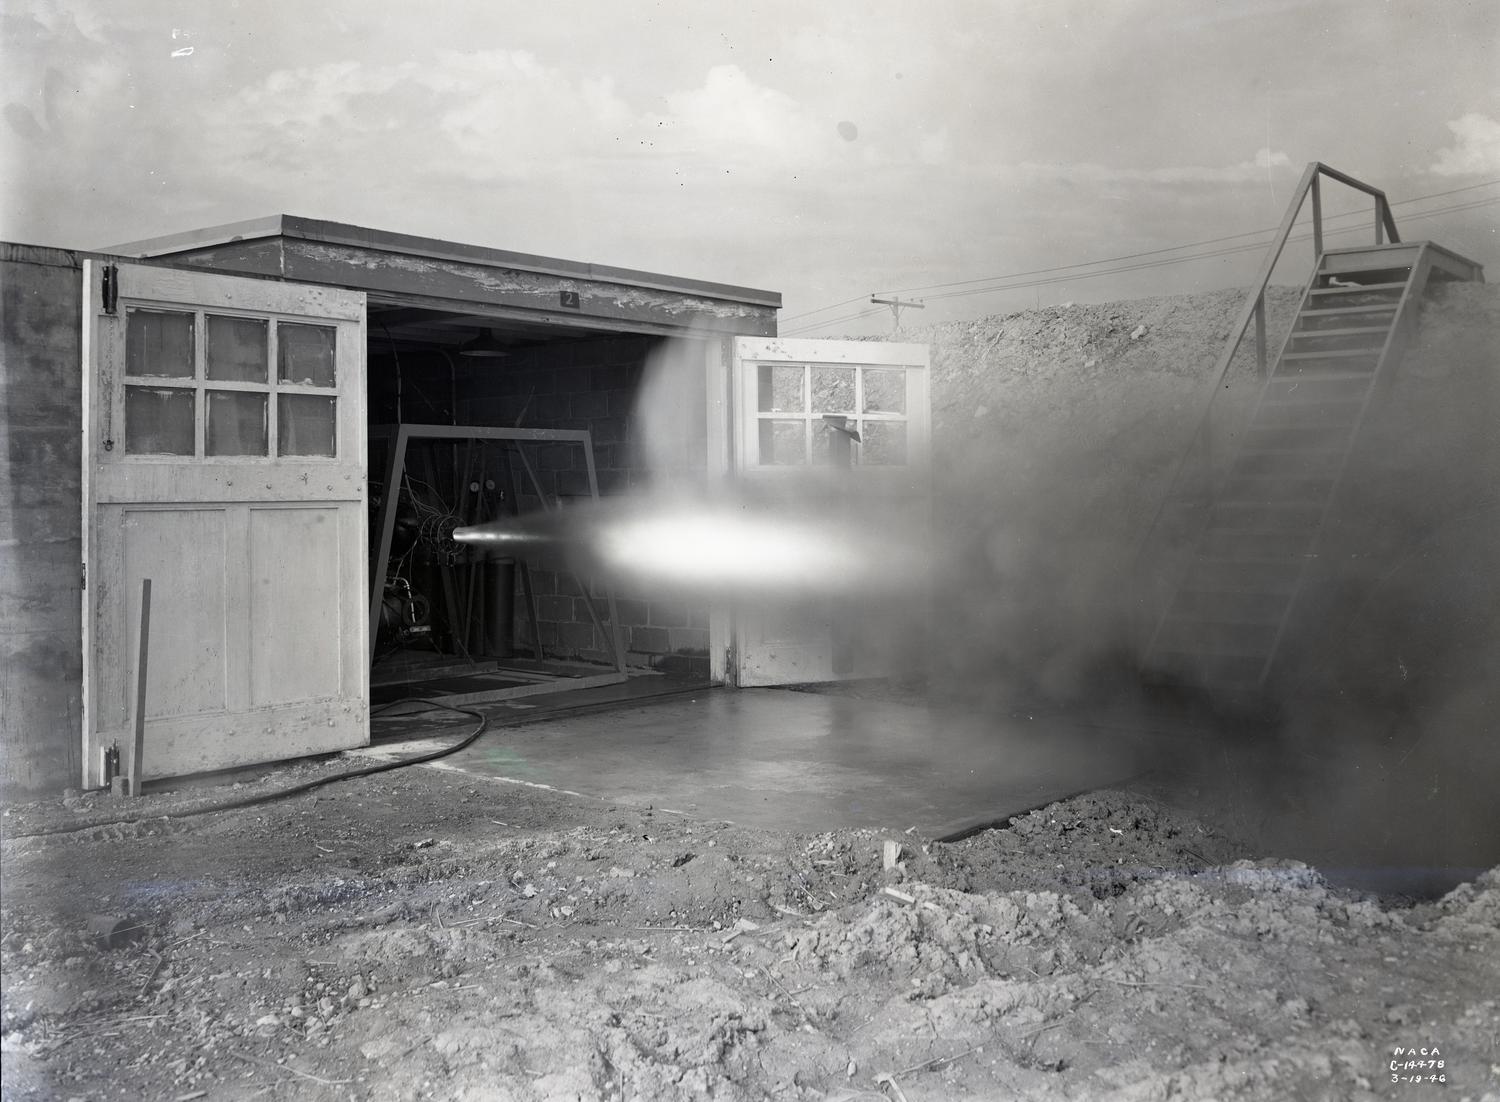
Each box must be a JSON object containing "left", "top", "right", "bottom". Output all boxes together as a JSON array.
[
  {"left": 248, "top": 506, "right": 343, "bottom": 705},
  {"left": 737, "top": 602, "right": 832, "bottom": 686},
  {"left": 142, "top": 697, "right": 365, "bottom": 779},
  {"left": 121, "top": 507, "right": 230, "bottom": 719},
  {"left": 82, "top": 260, "right": 367, "bottom": 786}
]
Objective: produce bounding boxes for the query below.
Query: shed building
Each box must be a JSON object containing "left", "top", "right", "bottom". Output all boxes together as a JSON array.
[{"left": 0, "top": 218, "right": 931, "bottom": 792}]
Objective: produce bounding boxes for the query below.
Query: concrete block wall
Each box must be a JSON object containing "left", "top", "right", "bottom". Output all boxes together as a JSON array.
[
  {"left": 459, "top": 334, "right": 714, "bottom": 676},
  {"left": 1, "top": 246, "right": 85, "bottom": 794}
]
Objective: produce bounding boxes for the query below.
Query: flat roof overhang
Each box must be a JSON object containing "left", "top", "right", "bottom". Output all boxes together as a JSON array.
[{"left": 106, "top": 215, "right": 781, "bottom": 341}]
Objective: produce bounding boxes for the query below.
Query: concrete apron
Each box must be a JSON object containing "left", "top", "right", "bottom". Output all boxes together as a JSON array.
[{"left": 354, "top": 688, "right": 1150, "bottom": 840}]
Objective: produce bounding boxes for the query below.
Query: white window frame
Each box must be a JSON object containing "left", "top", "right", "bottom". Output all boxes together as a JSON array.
[{"left": 118, "top": 305, "right": 346, "bottom": 463}]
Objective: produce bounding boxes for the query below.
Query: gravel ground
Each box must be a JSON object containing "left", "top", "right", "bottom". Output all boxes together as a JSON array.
[{"left": 2, "top": 746, "right": 1496, "bottom": 1102}]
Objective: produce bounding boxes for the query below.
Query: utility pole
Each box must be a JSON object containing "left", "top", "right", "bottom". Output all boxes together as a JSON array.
[{"left": 870, "top": 295, "right": 925, "bottom": 335}]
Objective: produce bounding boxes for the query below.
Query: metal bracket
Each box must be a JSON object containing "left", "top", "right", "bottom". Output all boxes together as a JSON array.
[{"left": 101, "top": 264, "right": 119, "bottom": 315}]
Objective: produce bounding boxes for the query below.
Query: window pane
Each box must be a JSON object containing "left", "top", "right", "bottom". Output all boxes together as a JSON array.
[
  {"left": 860, "top": 420, "right": 907, "bottom": 465},
  {"left": 206, "top": 315, "right": 268, "bottom": 382},
  {"left": 757, "top": 364, "right": 804, "bottom": 413},
  {"left": 758, "top": 419, "right": 806, "bottom": 465},
  {"left": 124, "top": 387, "right": 195, "bottom": 454},
  {"left": 206, "top": 390, "right": 268, "bottom": 456},
  {"left": 278, "top": 394, "right": 337, "bottom": 457},
  {"left": 278, "top": 323, "right": 337, "bottom": 387},
  {"left": 811, "top": 367, "right": 854, "bottom": 413},
  {"left": 812, "top": 418, "right": 859, "bottom": 466},
  {"left": 126, "top": 310, "right": 194, "bottom": 379},
  {"left": 863, "top": 368, "right": 906, "bottom": 414}
]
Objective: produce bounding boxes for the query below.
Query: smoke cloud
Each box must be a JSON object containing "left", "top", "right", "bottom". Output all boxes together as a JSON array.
[{"left": 481, "top": 285, "right": 1497, "bottom": 893}]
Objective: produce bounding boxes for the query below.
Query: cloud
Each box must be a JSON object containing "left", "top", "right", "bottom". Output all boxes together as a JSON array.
[
  {"left": 1017, "top": 148, "right": 1295, "bottom": 186},
  {"left": 204, "top": 52, "right": 849, "bottom": 194},
  {"left": 7, "top": 0, "right": 111, "bottom": 42},
  {"left": 651, "top": 64, "right": 827, "bottom": 168},
  {"left": 1430, "top": 113, "right": 1500, "bottom": 177}
]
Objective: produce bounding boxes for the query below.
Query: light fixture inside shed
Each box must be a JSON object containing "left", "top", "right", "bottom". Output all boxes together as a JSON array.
[{"left": 458, "top": 329, "right": 507, "bottom": 358}]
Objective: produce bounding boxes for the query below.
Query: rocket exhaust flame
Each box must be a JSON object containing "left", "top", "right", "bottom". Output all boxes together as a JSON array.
[{"left": 454, "top": 497, "right": 932, "bottom": 596}]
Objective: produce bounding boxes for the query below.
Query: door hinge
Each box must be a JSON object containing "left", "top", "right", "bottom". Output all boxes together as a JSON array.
[
  {"left": 81, "top": 561, "right": 87, "bottom": 591},
  {"left": 101, "top": 264, "right": 119, "bottom": 315}
]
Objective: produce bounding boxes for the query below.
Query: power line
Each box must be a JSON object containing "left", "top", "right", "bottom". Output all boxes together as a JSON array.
[
  {"left": 872, "top": 178, "right": 1500, "bottom": 299},
  {"left": 907, "top": 196, "right": 1498, "bottom": 306},
  {"left": 780, "top": 294, "right": 872, "bottom": 324},
  {"left": 781, "top": 178, "right": 1499, "bottom": 328},
  {"left": 782, "top": 306, "right": 886, "bottom": 336},
  {"left": 1397, "top": 195, "right": 1500, "bottom": 221},
  {"left": 783, "top": 192, "right": 1497, "bottom": 333}
]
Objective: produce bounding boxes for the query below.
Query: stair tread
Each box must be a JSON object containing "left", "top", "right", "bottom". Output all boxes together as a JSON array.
[
  {"left": 1203, "top": 526, "right": 1317, "bottom": 541},
  {"left": 1289, "top": 325, "right": 1392, "bottom": 339},
  {"left": 1299, "top": 304, "right": 1400, "bottom": 317},
  {"left": 1177, "top": 580, "right": 1299, "bottom": 596},
  {"left": 1163, "top": 600, "right": 1287, "bottom": 616},
  {"left": 1211, "top": 508, "right": 1328, "bottom": 519},
  {"left": 1309, "top": 281, "right": 1408, "bottom": 295},
  {"left": 1317, "top": 268, "right": 1414, "bottom": 281},
  {"left": 1267, "top": 369, "right": 1378, "bottom": 382},
  {"left": 1216, "top": 490, "right": 1328, "bottom": 501},
  {"left": 1244, "top": 421, "right": 1354, "bottom": 433},
  {"left": 1219, "top": 476, "right": 1336, "bottom": 486},
  {"left": 1235, "top": 444, "right": 1345, "bottom": 455},
  {"left": 1214, "top": 499, "right": 1325, "bottom": 511},
  {"left": 1150, "top": 642, "right": 1274, "bottom": 659},
  {"left": 1194, "top": 527, "right": 1314, "bottom": 539},
  {"left": 1259, "top": 394, "right": 1366, "bottom": 407},
  {"left": 1216, "top": 496, "right": 1333, "bottom": 507},
  {"left": 1192, "top": 553, "right": 1312, "bottom": 566},
  {"left": 1238, "top": 440, "right": 1352, "bottom": 453},
  {"left": 1282, "top": 348, "right": 1383, "bottom": 360},
  {"left": 1162, "top": 613, "right": 1285, "bottom": 630},
  {"left": 1144, "top": 654, "right": 1263, "bottom": 677},
  {"left": 1179, "top": 579, "right": 1300, "bottom": 597}
]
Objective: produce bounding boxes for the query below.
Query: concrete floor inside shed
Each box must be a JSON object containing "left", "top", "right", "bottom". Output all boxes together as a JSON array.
[{"left": 355, "top": 684, "right": 1158, "bottom": 838}]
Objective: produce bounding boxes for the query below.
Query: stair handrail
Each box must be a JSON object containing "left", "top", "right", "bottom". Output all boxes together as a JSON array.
[{"left": 1133, "top": 162, "right": 1399, "bottom": 638}]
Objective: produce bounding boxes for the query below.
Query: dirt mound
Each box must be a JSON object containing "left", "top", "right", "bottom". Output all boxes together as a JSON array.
[{"left": 922, "top": 286, "right": 1302, "bottom": 447}]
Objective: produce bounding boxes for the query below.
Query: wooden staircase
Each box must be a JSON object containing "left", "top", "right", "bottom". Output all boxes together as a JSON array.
[{"left": 1140, "top": 168, "right": 1484, "bottom": 697}]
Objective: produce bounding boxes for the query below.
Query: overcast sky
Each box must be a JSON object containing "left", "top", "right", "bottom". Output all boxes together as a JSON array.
[{"left": 4, "top": 0, "right": 1497, "bottom": 335}]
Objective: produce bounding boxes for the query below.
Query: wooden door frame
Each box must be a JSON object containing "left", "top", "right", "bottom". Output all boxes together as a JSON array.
[{"left": 705, "top": 335, "right": 735, "bottom": 683}]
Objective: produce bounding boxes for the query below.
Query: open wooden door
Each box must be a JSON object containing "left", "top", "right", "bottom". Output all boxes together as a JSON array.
[
  {"left": 729, "top": 337, "right": 930, "bottom": 686},
  {"left": 81, "top": 261, "right": 368, "bottom": 786}
]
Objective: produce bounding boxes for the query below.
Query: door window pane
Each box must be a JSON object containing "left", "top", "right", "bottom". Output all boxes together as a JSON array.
[
  {"left": 206, "top": 315, "right": 268, "bottom": 382},
  {"left": 206, "top": 391, "right": 268, "bottom": 456},
  {"left": 862, "top": 368, "right": 906, "bottom": 414},
  {"left": 126, "top": 310, "right": 194, "bottom": 379},
  {"left": 124, "top": 386, "right": 195, "bottom": 454},
  {"left": 811, "top": 367, "right": 854, "bottom": 413},
  {"left": 278, "top": 323, "right": 337, "bottom": 387},
  {"left": 860, "top": 420, "right": 908, "bottom": 465},
  {"left": 758, "top": 419, "right": 806, "bottom": 465},
  {"left": 757, "top": 364, "right": 804, "bottom": 412},
  {"left": 278, "top": 394, "right": 337, "bottom": 457}
]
